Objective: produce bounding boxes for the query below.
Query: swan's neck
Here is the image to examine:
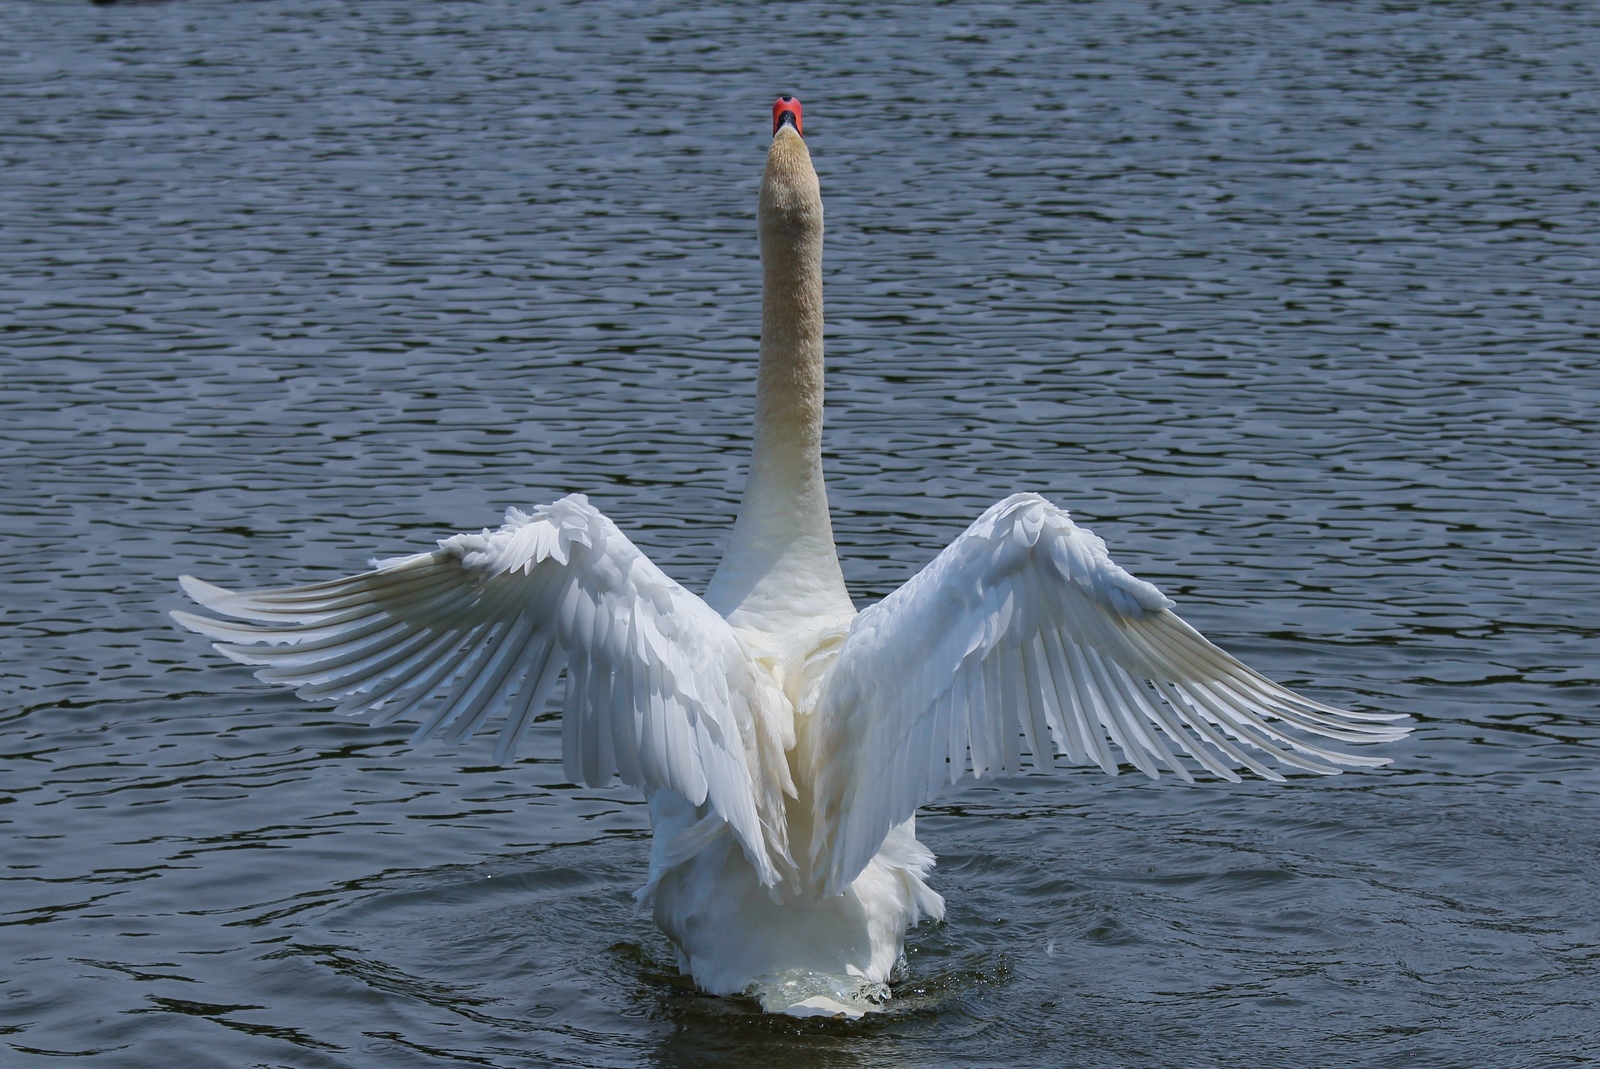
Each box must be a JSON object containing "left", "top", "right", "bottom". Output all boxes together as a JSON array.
[{"left": 705, "top": 128, "right": 854, "bottom": 639}]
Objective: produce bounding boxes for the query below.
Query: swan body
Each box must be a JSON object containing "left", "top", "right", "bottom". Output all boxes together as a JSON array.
[{"left": 174, "top": 100, "right": 1410, "bottom": 1017}]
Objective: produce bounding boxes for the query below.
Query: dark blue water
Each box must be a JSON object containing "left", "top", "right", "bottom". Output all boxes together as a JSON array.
[{"left": 3, "top": 1, "right": 1598, "bottom": 1065}]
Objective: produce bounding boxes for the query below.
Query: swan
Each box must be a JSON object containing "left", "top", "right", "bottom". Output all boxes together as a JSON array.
[{"left": 173, "top": 95, "right": 1410, "bottom": 1018}]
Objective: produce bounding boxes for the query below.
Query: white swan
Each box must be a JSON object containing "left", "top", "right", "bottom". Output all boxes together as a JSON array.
[{"left": 173, "top": 96, "right": 1410, "bottom": 1018}]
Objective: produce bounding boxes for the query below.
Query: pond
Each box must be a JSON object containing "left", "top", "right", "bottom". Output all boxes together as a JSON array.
[{"left": 3, "top": 1, "right": 1597, "bottom": 1065}]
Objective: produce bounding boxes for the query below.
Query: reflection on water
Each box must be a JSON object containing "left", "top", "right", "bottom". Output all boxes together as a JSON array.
[{"left": 2, "top": 0, "right": 1598, "bottom": 1065}]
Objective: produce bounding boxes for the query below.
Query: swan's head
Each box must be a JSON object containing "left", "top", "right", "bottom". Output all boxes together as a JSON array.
[
  {"left": 772, "top": 95, "right": 802, "bottom": 136},
  {"left": 762, "top": 95, "right": 821, "bottom": 245}
]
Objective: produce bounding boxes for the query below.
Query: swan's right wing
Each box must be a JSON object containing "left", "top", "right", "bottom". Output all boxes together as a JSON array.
[
  {"left": 809, "top": 493, "right": 1409, "bottom": 894},
  {"left": 173, "top": 494, "right": 795, "bottom": 886}
]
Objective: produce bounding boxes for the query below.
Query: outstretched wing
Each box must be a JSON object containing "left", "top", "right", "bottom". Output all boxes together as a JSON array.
[
  {"left": 173, "top": 494, "right": 795, "bottom": 886},
  {"left": 810, "top": 493, "right": 1409, "bottom": 894}
]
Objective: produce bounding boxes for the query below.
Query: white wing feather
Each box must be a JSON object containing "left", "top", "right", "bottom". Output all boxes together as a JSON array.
[
  {"left": 173, "top": 494, "right": 796, "bottom": 886},
  {"left": 810, "top": 493, "right": 1410, "bottom": 894}
]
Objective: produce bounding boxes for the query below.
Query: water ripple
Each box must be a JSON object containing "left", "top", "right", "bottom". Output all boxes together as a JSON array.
[{"left": 3, "top": 1, "right": 1597, "bottom": 1065}]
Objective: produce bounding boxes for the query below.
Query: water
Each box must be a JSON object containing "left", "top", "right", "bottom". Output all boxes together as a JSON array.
[{"left": 3, "top": 0, "right": 1598, "bottom": 1064}]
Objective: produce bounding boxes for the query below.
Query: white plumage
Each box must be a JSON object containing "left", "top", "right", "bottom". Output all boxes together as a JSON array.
[{"left": 174, "top": 99, "right": 1409, "bottom": 1018}]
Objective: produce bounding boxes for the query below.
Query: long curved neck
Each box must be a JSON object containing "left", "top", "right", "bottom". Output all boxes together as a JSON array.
[{"left": 704, "top": 127, "right": 854, "bottom": 639}]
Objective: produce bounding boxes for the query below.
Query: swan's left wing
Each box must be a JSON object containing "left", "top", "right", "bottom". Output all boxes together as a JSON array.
[
  {"left": 809, "top": 493, "right": 1409, "bottom": 894},
  {"left": 173, "top": 494, "right": 795, "bottom": 886}
]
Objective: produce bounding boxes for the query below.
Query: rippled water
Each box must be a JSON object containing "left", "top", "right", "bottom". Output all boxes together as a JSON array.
[{"left": 4, "top": 1, "right": 1598, "bottom": 1065}]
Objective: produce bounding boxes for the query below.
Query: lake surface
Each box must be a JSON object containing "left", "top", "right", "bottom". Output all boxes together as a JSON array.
[{"left": 3, "top": 1, "right": 1598, "bottom": 1065}]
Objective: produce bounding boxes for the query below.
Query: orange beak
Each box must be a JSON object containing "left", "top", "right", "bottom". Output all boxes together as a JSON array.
[{"left": 772, "top": 95, "right": 803, "bottom": 136}]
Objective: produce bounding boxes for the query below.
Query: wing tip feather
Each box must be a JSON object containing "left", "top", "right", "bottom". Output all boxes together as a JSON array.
[
  {"left": 178, "top": 575, "right": 236, "bottom": 607},
  {"left": 170, "top": 607, "right": 233, "bottom": 640}
]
